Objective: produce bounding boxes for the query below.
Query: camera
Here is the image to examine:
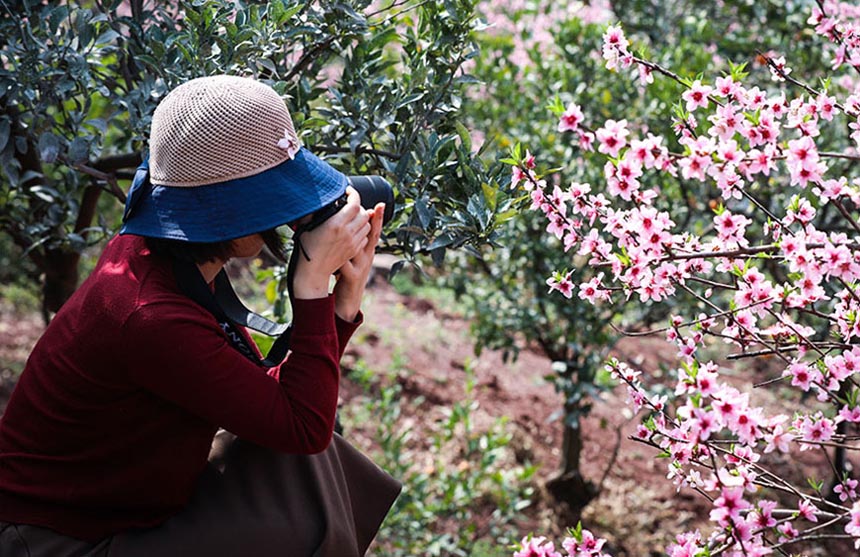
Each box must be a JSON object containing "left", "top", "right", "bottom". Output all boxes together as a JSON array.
[
  {"left": 301, "top": 176, "right": 395, "bottom": 232},
  {"left": 348, "top": 176, "right": 395, "bottom": 225}
]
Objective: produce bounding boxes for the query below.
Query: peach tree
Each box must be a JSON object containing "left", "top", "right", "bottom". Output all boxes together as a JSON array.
[
  {"left": 449, "top": 0, "right": 828, "bottom": 520},
  {"left": 513, "top": 1, "right": 860, "bottom": 554}
]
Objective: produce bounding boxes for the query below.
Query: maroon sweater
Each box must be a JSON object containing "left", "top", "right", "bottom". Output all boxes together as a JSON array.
[{"left": 0, "top": 234, "right": 358, "bottom": 541}]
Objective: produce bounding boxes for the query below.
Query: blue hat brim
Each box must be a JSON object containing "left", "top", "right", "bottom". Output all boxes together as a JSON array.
[{"left": 119, "top": 148, "right": 348, "bottom": 242}]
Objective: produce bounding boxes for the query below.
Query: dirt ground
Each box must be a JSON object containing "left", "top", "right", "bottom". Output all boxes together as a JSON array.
[{"left": 0, "top": 280, "right": 854, "bottom": 555}]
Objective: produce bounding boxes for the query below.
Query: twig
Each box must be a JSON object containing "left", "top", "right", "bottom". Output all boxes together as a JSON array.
[
  {"left": 727, "top": 346, "right": 797, "bottom": 360},
  {"left": 758, "top": 51, "right": 853, "bottom": 115},
  {"left": 632, "top": 56, "right": 724, "bottom": 108},
  {"left": 310, "top": 144, "right": 402, "bottom": 160},
  {"left": 832, "top": 198, "right": 860, "bottom": 235},
  {"left": 597, "top": 422, "right": 625, "bottom": 493}
]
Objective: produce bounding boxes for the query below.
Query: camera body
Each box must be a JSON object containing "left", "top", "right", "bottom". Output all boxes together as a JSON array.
[
  {"left": 300, "top": 176, "right": 394, "bottom": 232},
  {"left": 347, "top": 176, "right": 395, "bottom": 225}
]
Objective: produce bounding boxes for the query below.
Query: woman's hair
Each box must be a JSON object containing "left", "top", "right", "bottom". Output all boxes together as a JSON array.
[{"left": 146, "top": 228, "right": 288, "bottom": 264}]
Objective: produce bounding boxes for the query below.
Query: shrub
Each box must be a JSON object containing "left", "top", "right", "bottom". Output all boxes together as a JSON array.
[
  {"left": 0, "top": 0, "right": 515, "bottom": 318},
  {"left": 342, "top": 359, "right": 536, "bottom": 557}
]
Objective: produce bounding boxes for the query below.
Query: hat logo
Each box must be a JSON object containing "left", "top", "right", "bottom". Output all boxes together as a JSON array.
[{"left": 277, "top": 129, "right": 300, "bottom": 160}]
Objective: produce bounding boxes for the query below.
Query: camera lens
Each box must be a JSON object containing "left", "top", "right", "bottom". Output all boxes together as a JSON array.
[{"left": 348, "top": 176, "right": 395, "bottom": 225}]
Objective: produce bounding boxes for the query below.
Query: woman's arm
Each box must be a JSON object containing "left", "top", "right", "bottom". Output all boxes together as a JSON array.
[{"left": 122, "top": 296, "right": 340, "bottom": 454}]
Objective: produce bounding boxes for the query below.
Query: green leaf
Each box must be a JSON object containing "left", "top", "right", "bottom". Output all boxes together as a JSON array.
[
  {"left": 265, "top": 278, "right": 278, "bottom": 304},
  {"left": 428, "top": 231, "right": 458, "bottom": 250},
  {"left": 95, "top": 29, "right": 120, "bottom": 45},
  {"left": 68, "top": 137, "right": 89, "bottom": 164},
  {"left": 415, "top": 196, "right": 433, "bottom": 229},
  {"left": 454, "top": 121, "right": 471, "bottom": 152},
  {"left": 256, "top": 58, "right": 279, "bottom": 77},
  {"left": 37, "top": 132, "right": 61, "bottom": 164},
  {"left": 396, "top": 92, "right": 425, "bottom": 110},
  {"left": 547, "top": 94, "right": 565, "bottom": 116},
  {"left": 0, "top": 119, "right": 10, "bottom": 152},
  {"left": 481, "top": 183, "right": 497, "bottom": 212},
  {"left": 495, "top": 208, "right": 518, "bottom": 223},
  {"left": 388, "top": 259, "right": 407, "bottom": 281}
]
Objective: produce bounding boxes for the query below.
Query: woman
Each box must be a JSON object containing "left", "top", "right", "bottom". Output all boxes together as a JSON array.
[{"left": 0, "top": 75, "right": 399, "bottom": 556}]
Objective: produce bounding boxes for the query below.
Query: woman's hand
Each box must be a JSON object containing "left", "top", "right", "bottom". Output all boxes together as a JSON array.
[
  {"left": 334, "top": 202, "right": 385, "bottom": 322},
  {"left": 292, "top": 187, "right": 371, "bottom": 301}
]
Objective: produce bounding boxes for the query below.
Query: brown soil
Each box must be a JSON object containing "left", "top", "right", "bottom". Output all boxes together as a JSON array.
[{"left": 0, "top": 282, "right": 854, "bottom": 556}]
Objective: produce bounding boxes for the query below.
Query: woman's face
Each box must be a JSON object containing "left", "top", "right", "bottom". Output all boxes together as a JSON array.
[{"left": 229, "top": 234, "right": 265, "bottom": 258}]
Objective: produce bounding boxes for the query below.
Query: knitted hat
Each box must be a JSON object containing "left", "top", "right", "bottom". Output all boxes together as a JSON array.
[{"left": 120, "top": 75, "right": 347, "bottom": 242}]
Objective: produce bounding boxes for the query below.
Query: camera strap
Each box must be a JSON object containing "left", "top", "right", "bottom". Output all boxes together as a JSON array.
[
  {"left": 173, "top": 258, "right": 294, "bottom": 368},
  {"left": 173, "top": 192, "right": 351, "bottom": 368}
]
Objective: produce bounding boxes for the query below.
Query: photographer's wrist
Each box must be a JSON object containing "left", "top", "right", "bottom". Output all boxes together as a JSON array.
[
  {"left": 334, "top": 280, "right": 364, "bottom": 322},
  {"left": 292, "top": 265, "right": 332, "bottom": 300}
]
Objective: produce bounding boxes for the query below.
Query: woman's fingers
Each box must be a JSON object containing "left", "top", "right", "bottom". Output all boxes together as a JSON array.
[{"left": 298, "top": 190, "right": 385, "bottom": 280}]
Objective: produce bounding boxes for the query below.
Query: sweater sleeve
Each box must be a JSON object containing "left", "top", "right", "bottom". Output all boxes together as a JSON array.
[
  {"left": 335, "top": 311, "right": 363, "bottom": 359},
  {"left": 121, "top": 295, "right": 341, "bottom": 454}
]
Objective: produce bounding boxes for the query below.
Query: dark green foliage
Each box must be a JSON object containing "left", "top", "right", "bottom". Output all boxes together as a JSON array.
[{"left": 0, "top": 0, "right": 516, "bottom": 315}]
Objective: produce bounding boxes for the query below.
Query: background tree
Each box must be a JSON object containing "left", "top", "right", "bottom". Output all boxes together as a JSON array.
[
  {"left": 445, "top": 0, "right": 846, "bottom": 517},
  {"left": 0, "top": 0, "right": 516, "bottom": 321}
]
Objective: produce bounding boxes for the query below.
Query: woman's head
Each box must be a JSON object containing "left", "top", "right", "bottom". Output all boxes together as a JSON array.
[
  {"left": 145, "top": 228, "right": 288, "bottom": 265},
  {"left": 120, "top": 75, "right": 348, "bottom": 245}
]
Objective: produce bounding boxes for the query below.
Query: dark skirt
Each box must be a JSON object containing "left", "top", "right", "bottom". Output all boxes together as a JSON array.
[{"left": 0, "top": 432, "right": 400, "bottom": 557}]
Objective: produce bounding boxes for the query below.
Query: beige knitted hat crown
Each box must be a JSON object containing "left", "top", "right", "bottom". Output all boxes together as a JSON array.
[
  {"left": 149, "top": 75, "right": 301, "bottom": 187},
  {"left": 120, "top": 74, "right": 348, "bottom": 242}
]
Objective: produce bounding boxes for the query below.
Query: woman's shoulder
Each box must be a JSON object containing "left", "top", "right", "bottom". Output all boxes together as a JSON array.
[{"left": 81, "top": 235, "right": 209, "bottom": 322}]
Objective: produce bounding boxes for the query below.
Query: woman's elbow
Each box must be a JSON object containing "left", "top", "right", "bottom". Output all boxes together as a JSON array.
[{"left": 303, "top": 425, "right": 334, "bottom": 454}]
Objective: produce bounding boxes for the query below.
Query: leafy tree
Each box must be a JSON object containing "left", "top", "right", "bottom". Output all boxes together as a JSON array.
[
  {"left": 0, "top": 0, "right": 516, "bottom": 320},
  {"left": 451, "top": 0, "right": 836, "bottom": 515}
]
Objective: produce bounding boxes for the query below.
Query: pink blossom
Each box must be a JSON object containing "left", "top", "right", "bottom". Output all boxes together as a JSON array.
[
  {"left": 546, "top": 271, "right": 575, "bottom": 299},
  {"left": 678, "top": 153, "right": 711, "bottom": 181},
  {"left": 763, "top": 424, "right": 794, "bottom": 454},
  {"left": 742, "top": 86, "right": 768, "bottom": 111},
  {"left": 777, "top": 521, "right": 798, "bottom": 542},
  {"left": 768, "top": 55, "right": 791, "bottom": 81},
  {"left": 846, "top": 501, "right": 860, "bottom": 549},
  {"left": 816, "top": 92, "right": 836, "bottom": 121},
  {"left": 638, "top": 64, "right": 654, "bottom": 85},
  {"left": 713, "top": 211, "right": 751, "bottom": 244},
  {"left": 596, "top": 119, "right": 630, "bottom": 158},
  {"left": 578, "top": 130, "right": 596, "bottom": 151},
  {"left": 834, "top": 478, "right": 859, "bottom": 502},
  {"left": 797, "top": 413, "right": 836, "bottom": 449},
  {"left": 559, "top": 103, "right": 585, "bottom": 133},
  {"left": 742, "top": 145, "right": 777, "bottom": 177},
  {"left": 784, "top": 362, "right": 815, "bottom": 391},
  {"left": 710, "top": 486, "right": 750, "bottom": 526},
  {"left": 579, "top": 273, "right": 611, "bottom": 303},
  {"left": 786, "top": 135, "right": 820, "bottom": 173},
  {"left": 562, "top": 529, "right": 607, "bottom": 557},
  {"left": 514, "top": 536, "right": 562, "bottom": 557},
  {"left": 602, "top": 25, "right": 630, "bottom": 71},
  {"left": 839, "top": 404, "right": 860, "bottom": 424},
  {"left": 814, "top": 177, "right": 848, "bottom": 203},
  {"left": 667, "top": 531, "right": 704, "bottom": 557},
  {"left": 708, "top": 104, "right": 743, "bottom": 141},
  {"left": 714, "top": 75, "right": 740, "bottom": 98},
  {"left": 797, "top": 499, "right": 819, "bottom": 523},
  {"left": 682, "top": 80, "right": 713, "bottom": 112},
  {"left": 748, "top": 500, "right": 778, "bottom": 529}
]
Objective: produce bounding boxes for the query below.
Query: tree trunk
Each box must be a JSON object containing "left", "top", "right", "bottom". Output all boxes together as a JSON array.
[
  {"left": 828, "top": 383, "right": 852, "bottom": 503},
  {"left": 545, "top": 410, "right": 598, "bottom": 514},
  {"left": 41, "top": 249, "right": 80, "bottom": 322}
]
